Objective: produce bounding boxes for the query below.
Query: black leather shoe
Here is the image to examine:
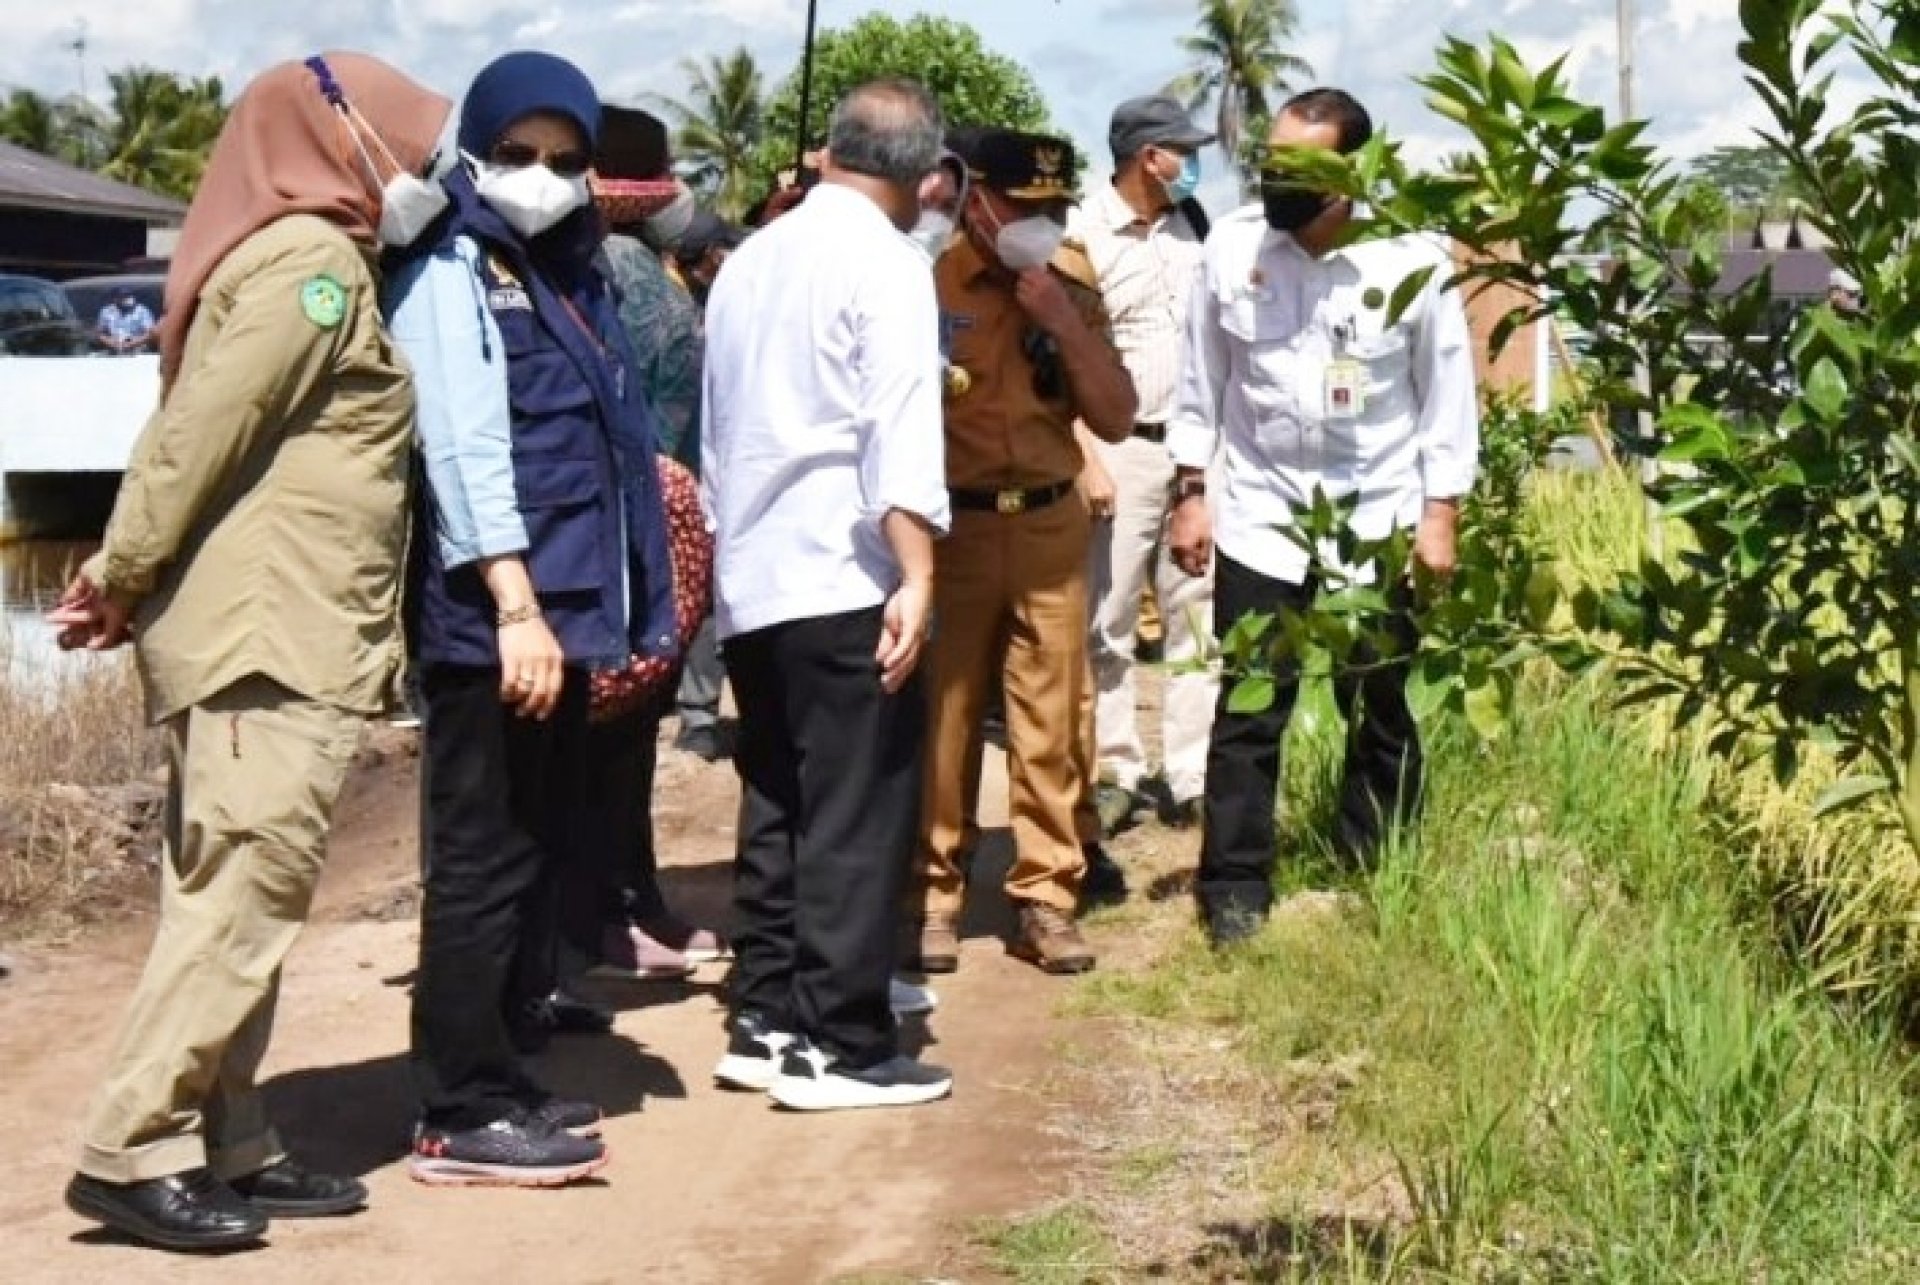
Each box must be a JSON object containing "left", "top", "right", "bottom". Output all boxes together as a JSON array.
[
  {"left": 66, "top": 1169, "right": 266, "bottom": 1251},
  {"left": 1203, "top": 902, "right": 1268, "bottom": 949},
  {"left": 229, "top": 1158, "right": 367, "bottom": 1218},
  {"left": 1079, "top": 843, "right": 1130, "bottom": 910}
]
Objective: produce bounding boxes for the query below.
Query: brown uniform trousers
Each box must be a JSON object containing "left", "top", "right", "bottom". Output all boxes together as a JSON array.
[{"left": 914, "top": 235, "right": 1124, "bottom": 919}]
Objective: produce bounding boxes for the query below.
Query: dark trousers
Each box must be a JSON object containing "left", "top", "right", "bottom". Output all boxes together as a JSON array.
[
  {"left": 1197, "top": 553, "right": 1424, "bottom": 918},
  {"left": 675, "top": 616, "right": 725, "bottom": 729},
  {"left": 411, "top": 663, "right": 590, "bottom": 1128},
  {"left": 555, "top": 700, "right": 672, "bottom": 976},
  {"left": 727, "top": 605, "right": 923, "bottom": 1069}
]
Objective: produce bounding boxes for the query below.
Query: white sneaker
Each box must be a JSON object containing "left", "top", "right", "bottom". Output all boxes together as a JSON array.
[
  {"left": 889, "top": 976, "right": 939, "bottom": 1017},
  {"left": 713, "top": 1010, "right": 796, "bottom": 1092},
  {"left": 768, "top": 1040, "right": 953, "bottom": 1112}
]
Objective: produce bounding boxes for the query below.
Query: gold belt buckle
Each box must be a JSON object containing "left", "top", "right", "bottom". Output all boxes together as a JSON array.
[{"left": 995, "top": 488, "right": 1026, "bottom": 515}]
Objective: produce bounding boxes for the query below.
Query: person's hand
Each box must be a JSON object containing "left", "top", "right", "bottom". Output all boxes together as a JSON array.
[
  {"left": 1413, "top": 501, "right": 1459, "bottom": 582},
  {"left": 1080, "top": 450, "right": 1117, "bottom": 520},
  {"left": 48, "top": 572, "right": 133, "bottom": 651},
  {"left": 876, "top": 577, "right": 933, "bottom": 694},
  {"left": 1168, "top": 495, "right": 1213, "bottom": 578},
  {"left": 1014, "top": 267, "right": 1082, "bottom": 340},
  {"left": 760, "top": 183, "right": 808, "bottom": 224},
  {"left": 497, "top": 615, "right": 566, "bottom": 719}
]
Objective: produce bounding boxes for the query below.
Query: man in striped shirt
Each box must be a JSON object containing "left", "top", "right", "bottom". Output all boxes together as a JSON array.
[{"left": 1068, "top": 95, "right": 1220, "bottom": 837}]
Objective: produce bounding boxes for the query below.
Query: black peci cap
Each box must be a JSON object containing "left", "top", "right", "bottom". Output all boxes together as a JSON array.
[{"left": 962, "top": 128, "right": 1078, "bottom": 201}]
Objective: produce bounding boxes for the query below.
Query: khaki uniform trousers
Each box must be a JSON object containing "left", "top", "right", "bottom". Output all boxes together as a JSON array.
[
  {"left": 1086, "top": 434, "right": 1217, "bottom": 802},
  {"left": 917, "top": 492, "right": 1092, "bottom": 918},
  {"left": 78, "top": 673, "right": 361, "bottom": 1183}
]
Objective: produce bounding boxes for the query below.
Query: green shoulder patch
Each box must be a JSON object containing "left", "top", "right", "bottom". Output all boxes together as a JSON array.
[{"left": 300, "top": 275, "right": 348, "bottom": 329}]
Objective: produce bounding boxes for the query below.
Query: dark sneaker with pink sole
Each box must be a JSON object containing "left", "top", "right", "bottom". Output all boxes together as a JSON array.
[{"left": 410, "top": 1112, "right": 607, "bottom": 1187}]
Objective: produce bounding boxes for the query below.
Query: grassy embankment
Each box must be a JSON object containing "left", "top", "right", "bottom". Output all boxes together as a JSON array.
[{"left": 987, "top": 470, "right": 1920, "bottom": 1283}]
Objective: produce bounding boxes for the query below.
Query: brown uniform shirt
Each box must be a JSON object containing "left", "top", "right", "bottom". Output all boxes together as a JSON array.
[
  {"left": 89, "top": 214, "right": 415, "bottom": 723},
  {"left": 935, "top": 234, "right": 1124, "bottom": 491}
]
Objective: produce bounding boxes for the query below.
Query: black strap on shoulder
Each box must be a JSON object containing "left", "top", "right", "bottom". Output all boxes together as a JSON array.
[{"left": 1177, "top": 196, "right": 1211, "bottom": 242}]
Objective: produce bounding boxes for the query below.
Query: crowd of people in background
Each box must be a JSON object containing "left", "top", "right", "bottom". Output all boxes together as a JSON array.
[{"left": 46, "top": 40, "right": 1479, "bottom": 1254}]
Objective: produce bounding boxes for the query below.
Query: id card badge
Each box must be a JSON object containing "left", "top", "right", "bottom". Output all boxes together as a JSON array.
[{"left": 1325, "top": 357, "right": 1365, "bottom": 421}]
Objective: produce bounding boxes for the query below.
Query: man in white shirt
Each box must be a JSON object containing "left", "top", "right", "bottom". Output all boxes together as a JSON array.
[
  {"left": 1166, "top": 88, "right": 1480, "bottom": 946},
  {"left": 1070, "top": 94, "right": 1220, "bottom": 837},
  {"left": 702, "top": 79, "right": 954, "bottom": 1110}
]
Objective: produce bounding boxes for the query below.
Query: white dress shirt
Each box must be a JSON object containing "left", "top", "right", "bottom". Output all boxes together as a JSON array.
[
  {"left": 1066, "top": 182, "right": 1205, "bottom": 425},
  {"left": 702, "top": 182, "right": 952, "bottom": 639},
  {"left": 1167, "top": 206, "right": 1479, "bottom": 584}
]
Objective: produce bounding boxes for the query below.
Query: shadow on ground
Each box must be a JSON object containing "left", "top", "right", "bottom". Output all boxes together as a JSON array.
[{"left": 262, "top": 1036, "right": 685, "bottom": 1178}]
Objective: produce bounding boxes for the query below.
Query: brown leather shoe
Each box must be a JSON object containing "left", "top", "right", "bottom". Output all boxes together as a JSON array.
[
  {"left": 1010, "top": 904, "right": 1095, "bottom": 975},
  {"left": 903, "top": 916, "right": 960, "bottom": 974}
]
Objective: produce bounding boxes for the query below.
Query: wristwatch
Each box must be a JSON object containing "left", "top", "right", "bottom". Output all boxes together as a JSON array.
[{"left": 1172, "top": 476, "right": 1207, "bottom": 503}]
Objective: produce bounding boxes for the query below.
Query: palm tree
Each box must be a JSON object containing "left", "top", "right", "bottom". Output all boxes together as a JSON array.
[
  {"left": 1168, "top": 0, "right": 1312, "bottom": 176},
  {"left": 99, "top": 68, "right": 227, "bottom": 200},
  {"left": 647, "top": 48, "right": 766, "bottom": 221},
  {"left": 1, "top": 89, "right": 61, "bottom": 154}
]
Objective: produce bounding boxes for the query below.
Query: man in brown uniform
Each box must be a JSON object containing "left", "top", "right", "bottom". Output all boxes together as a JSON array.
[{"left": 907, "top": 130, "right": 1138, "bottom": 975}]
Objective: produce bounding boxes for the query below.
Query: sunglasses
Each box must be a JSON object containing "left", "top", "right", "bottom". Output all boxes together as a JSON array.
[
  {"left": 489, "top": 140, "right": 592, "bottom": 178},
  {"left": 1021, "top": 327, "right": 1065, "bottom": 401}
]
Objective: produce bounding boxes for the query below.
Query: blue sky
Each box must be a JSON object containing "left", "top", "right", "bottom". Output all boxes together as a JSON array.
[{"left": 0, "top": 1, "right": 1804, "bottom": 212}]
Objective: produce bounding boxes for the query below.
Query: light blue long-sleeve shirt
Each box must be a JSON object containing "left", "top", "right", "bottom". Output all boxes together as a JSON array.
[{"left": 384, "top": 236, "right": 526, "bottom": 568}]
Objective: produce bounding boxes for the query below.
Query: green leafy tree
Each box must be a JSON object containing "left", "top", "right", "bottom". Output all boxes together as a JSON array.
[
  {"left": 1225, "top": 1, "right": 1920, "bottom": 856},
  {"left": 0, "top": 88, "right": 106, "bottom": 168},
  {"left": 1686, "top": 142, "right": 1808, "bottom": 226},
  {"left": 751, "top": 13, "right": 1050, "bottom": 198},
  {"left": 646, "top": 48, "right": 767, "bottom": 221},
  {"left": 1168, "top": 0, "right": 1312, "bottom": 182},
  {"left": 98, "top": 68, "right": 226, "bottom": 200}
]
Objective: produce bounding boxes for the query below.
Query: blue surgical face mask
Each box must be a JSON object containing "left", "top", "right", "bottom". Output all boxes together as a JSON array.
[{"left": 1162, "top": 151, "right": 1201, "bottom": 205}]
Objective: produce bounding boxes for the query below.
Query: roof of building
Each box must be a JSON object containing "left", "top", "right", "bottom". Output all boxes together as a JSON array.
[
  {"left": 1725, "top": 212, "right": 1833, "bottom": 253},
  {"left": 1714, "top": 248, "right": 1835, "bottom": 298},
  {"left": 0, "top": 140, "right": 187, "bottom": 224}
]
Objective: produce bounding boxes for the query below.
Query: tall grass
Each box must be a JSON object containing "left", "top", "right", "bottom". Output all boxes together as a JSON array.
[
  {"left": 1081, "top": 470, "right": 1920, "bottom": 1280},
  {"left": 0, "top": 619, "right": 160, "bottom": 929}
]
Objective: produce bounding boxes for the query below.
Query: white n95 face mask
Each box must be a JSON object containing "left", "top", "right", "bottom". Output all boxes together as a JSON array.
[
  {"left": 471, "top": 156, "right": 590, "bottom": 239},
  {"left": 378, "top": 171, "right": 450, "bottom": 247},
  {"left": 907, "top": 211, "right": 955, "bottom": 264},
  {"left": 995, "top": 216, "right": 1065, "bottom": 271},
  {"left": 640, "top": 183, "right": 698, "bottom": 252}
]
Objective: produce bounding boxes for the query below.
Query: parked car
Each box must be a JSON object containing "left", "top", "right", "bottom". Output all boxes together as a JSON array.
[
  {"left": 0, "top": 274, "right": 93, "bottom": 356},
  {"left": 62, "top": 273, "right": 167, "bottom": 354}
]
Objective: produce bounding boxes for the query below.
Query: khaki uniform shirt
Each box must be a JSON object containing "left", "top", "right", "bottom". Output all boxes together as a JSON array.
[
  {"left": 92, "top": 214, "right": 415, "bottom": 723},
  {"left": 935, "top": 234, "right": 1123, "bottom": 491}
]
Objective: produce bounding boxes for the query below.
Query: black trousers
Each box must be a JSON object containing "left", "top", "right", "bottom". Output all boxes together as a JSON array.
[
  {"left": 1197, "top": 553, "right": 1424, "bottom": 918},
  {"left": 727, "top": 605, "right": 924, "bottom": 1069},
  {"left": 411, "top": 663, "right": 590, "bottom": 1128},
  {"left": 555, "top": 699, "right": 673, "bottom": 976}
]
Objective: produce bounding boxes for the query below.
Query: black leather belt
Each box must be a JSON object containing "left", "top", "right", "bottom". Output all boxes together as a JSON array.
[
  {"left": 950, "top": 479, "right": 1075, "bottom": 515},
  {"left": 1132, "top": 422, "right": 1167, "bottom": 443}
]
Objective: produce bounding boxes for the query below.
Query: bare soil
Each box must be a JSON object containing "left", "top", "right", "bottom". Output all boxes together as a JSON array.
[{"left": 0, "top": 722, "right": 1113, "bottom": 1284}]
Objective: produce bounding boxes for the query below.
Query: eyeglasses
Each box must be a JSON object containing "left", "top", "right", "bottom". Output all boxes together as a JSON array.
[{"left": 489, "top": 140, "right": 592, "bottom": 178}]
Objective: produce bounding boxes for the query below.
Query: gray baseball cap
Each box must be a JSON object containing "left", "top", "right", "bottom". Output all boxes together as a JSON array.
[{"left": 1109, "top": 95, "right": 1216, "bottom": 159}]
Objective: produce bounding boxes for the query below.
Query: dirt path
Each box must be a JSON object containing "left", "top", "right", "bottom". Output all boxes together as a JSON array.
[{"left": 0, "top": 726, "right": 1093, "bottom": 1284}]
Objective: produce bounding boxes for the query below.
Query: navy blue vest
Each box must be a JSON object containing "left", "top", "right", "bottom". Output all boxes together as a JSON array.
[{"left": 409, "top": 208, "right": 678, "bottom": 672}]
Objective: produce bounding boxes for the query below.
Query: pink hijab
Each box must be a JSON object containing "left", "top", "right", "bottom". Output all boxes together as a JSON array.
[{"left": 157, "top": 51, "right": 450, "bottom": 392}]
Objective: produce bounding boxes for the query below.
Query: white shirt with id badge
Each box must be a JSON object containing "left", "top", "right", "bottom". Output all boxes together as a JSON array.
[{"left": 1166, "top": 206, "right": 1480, "bottom": 585}]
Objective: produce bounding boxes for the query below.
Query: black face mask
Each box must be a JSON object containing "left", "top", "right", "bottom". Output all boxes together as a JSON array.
[{"left": 1261, "top": 179, "right": 1331, "bottom": 233}]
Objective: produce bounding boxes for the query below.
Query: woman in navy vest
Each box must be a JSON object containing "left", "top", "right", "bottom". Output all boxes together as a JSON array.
[{"left": 384, "top": 51, "right": 676, "bottom": 1189}]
